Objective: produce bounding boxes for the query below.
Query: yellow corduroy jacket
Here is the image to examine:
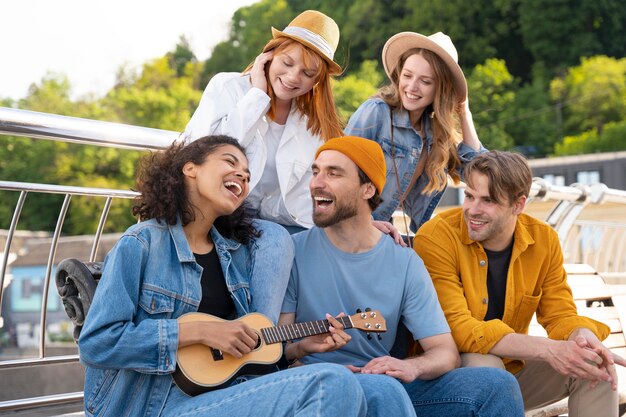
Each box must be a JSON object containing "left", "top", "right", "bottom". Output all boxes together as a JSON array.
[{"left": 414, "top": 208, "right": 610, "bottom": 374}]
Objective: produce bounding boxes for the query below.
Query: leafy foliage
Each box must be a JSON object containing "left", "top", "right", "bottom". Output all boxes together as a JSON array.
[
  {"left": 550, "top": 56, "right": 626, "bottom": 135},
  {"left": 467, "top": 59, "right": 516, "bottom": 150},
  {"left": 333, "top": 60, "right": 382, "bottom": 122}
]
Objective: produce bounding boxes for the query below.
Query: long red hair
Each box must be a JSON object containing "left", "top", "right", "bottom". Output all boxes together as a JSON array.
[{"left": 244, "top": 38, "right": 343, "bottom": 140}]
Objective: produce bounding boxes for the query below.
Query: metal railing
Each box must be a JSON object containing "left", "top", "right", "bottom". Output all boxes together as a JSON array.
[
  {"left": 1, "top": 106, "right": 626, "bottom": 412},
  {"left": 0, "top": 107, "right": 177, "bottom": 413}
]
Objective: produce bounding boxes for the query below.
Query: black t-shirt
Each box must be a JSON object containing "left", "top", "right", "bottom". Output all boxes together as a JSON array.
[
  {"left": 194, "top": 249, "right": 236, "bottom": 319},
  {"left": 484, "top": 240, "right": 514, "bottom": 321}
]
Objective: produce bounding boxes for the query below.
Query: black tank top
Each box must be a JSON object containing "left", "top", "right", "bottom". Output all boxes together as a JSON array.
[{"left": 194, "top": 249, "right": 235, "bottom": 319}]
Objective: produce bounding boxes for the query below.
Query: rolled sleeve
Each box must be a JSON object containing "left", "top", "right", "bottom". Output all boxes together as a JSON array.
[
  {"left": 549, "top": 316, "right": 610, "bottom": 342},
  {"left": 470, "top": 320, "right": 516, "bottom": 353}
]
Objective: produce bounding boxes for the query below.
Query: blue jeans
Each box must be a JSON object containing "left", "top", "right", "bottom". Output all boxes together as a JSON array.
[
  {"left": 248, "top": 219, "right": 295, "bottom": 324},
  {"left": 161, "top": 363, "right": 367, "bottom": 417},
  {"left": 403, "top": 367, "right": 524, "bottom": 416},
  {"left": 355, "top": 374, "right": 416, "bottom": 416}
]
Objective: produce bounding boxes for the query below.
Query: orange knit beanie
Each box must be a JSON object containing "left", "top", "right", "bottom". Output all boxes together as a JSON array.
[{"left": 315, "top": 136, "right": 386, "bottom": 194}]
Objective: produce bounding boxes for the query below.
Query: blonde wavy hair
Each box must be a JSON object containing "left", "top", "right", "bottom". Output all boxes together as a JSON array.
[
  {"left": 378, "top": 48, "right": 463, "bottom": 194},
  {"left": 244, "top": 38, "right": 343, "bottom": 141}
]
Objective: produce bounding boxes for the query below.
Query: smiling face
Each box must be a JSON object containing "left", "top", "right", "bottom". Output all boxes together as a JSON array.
[
  {"left": 268, "top": 44, "right": 320, "bottom": 104},
  {"left": 462, "top": 172, "right": 524, "bottom": 251},
  {"left": 310, "top": 150, "right": 373, "bottom": 228},
  {"left": 397, "top": 53, "right": 436, "bottom": 124},
  {"left": 183, "top": 144, "right": 250, "bottom": 219}
]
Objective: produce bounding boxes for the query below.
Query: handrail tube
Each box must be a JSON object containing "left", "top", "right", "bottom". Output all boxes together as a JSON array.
[
  {"left": 0, "top": 355, "right": 80, "bottom": 370},
  {"left": 0, "top": 392, "right": 83, "bottom": 412},
  {"left": 0, "top": 106, "right": 177, "bottom": 150},
  {"left": 590, "top": 183, "right": 626, "bottom": 205},
  {"left": 531, "top": 180, "right": 587, "bottom": 203},
  {"left": 0, "top": 191, "right": 27, "bottom": 310},
  {"left": 90, "top": 197, "right": 113, "bottom": 262},
  {"left": 0, "top": 180, "right": 139, "bottom": 198},
  {"left": 39, "top": 195, "right": 71, "bottom": 358}
]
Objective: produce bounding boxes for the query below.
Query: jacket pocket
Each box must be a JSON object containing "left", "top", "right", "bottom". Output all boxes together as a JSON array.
[
  {"left": 380, "top": 138, "right": 409, "bottom": 177},
  {"left": 513, "top": 292, "right": 542, "bottom": 330},
  {"left": 138, "top": 287, "right": 175, "bottom": 318},
  {"left": 86, "top": 369, "right": 118, "bottom": 415}
]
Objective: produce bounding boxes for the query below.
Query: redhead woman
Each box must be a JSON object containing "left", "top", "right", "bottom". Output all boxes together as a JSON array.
[
  {"left": 345, "top": 32, "right": 485, "bottom": 235},
  {"left": 182, "top": 10, "right": 346, "bottom": 323},
  {"left": 78, "top": 135, "right": 367, "bottom": 417}
]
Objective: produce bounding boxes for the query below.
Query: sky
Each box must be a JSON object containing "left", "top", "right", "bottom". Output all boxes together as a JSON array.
[{"left": 1, "top": 0, "right": 258, "bottom": 100}]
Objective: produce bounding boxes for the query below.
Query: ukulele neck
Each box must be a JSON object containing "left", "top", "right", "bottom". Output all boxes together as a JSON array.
[{"left": 261, "top": 316, "right": 353, "bottom": 345}]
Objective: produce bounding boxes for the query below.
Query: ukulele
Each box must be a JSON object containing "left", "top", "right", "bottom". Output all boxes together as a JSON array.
[{"left": 173, "top": 309, "right": 387, "bottom": 396}]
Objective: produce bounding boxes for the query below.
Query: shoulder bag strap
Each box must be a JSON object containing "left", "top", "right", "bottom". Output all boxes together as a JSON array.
[{"left": 390, "top": 108, "right": 428, "bottom": 208}]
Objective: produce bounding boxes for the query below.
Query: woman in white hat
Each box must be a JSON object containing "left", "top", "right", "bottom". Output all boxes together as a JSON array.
[
  {"left": 345, "top": 32, "right": 485, "bottom": 235},
  {"left": 181, "top": 10, "right": 345, "bottom": 325}
]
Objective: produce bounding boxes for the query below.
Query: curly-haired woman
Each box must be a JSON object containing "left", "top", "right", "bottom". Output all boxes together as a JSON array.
[{"left": 78, "top": 135, "right": 367, "bottom": 417}]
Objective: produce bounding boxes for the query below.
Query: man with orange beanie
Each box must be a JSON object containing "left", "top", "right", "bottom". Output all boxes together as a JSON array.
[{"left": 278, "top": 136, "right": 524, "bottom": 416}]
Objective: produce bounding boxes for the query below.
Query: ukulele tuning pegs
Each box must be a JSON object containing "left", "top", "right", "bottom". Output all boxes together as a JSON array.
[
  {"left": 356, "top": 308, "right": 362, "bottom": 313},
  {"left": 377, "top": 334, "right": 382, "bottom": 341},
  {"left": 365, "top": 307, "right": 372, "bottom": 312},
  {"left": 367, "top": 333, "right": 372, "bottom": 340}
]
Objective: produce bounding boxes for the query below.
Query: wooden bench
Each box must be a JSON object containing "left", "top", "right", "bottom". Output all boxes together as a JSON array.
[{"left": 526, "top": 264, "right": 626, "bottom": 417}]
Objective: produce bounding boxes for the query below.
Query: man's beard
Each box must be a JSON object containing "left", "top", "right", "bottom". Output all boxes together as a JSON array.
[{"left": 312, "top": 199, "right": 358, "bottom": 228}]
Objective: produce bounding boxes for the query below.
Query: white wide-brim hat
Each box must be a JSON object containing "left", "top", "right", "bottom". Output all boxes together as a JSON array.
[
  {"left": 271, "top": 10, "right": 342, "bottom": 75},
  {"left": 382, "top": 32, "right": 467, "bottom": 101}
]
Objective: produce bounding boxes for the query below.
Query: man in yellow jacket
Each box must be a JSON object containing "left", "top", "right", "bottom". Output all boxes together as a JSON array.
[{"left": 414, "top": 150, "right": 625, "bottom": 416}]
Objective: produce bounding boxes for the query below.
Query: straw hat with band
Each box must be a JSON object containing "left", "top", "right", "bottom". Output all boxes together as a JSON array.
[
  {"left": 271, "top": 10, "right": 342, "bottom": 75},
  {"left": 382, "top": 32, "right": 467, "bottom": 101},
  {"left": 315, "top": 136, "right": 386, "bottom": 194}
]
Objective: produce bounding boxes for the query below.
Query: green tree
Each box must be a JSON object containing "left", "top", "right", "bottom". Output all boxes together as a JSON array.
[
  {"left": 106, "top": 56, "right": 201, "bottom": 131},
  {"left": 550, "top": 56, "right": 626, "bottom": 136},
  {"left": 519, "top": 0, "right": 626, "bottom": 76},
  {"left": 332, "top": 60, "right": 381, "bottom": 122},
  {"left": 555, "top": 119, "right": 626, "bottom": 155},
  {"left": 167, "top": 36, "right": 197, "bottom": 78},
  {"left": 467, "top": 58, "right": 517, "bottom": 150},
  {"left": 499, "top": 74, "right": 559, "bottom": 156},
  {"left": 1, "top": 73, "right": 140, "bottom": 234}
]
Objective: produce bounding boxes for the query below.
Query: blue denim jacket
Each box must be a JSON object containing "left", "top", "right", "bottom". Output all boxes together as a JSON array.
[
  {"left": 78, "top": 218, "right": 252, "bottom": 417},
  {"left": 345, "top": 98, "right": 485, "bottom": 232}
]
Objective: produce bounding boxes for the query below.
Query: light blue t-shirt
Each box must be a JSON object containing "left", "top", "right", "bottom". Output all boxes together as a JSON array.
[{"left": 281, "top": 227, "right": 450, "bottom": 367}]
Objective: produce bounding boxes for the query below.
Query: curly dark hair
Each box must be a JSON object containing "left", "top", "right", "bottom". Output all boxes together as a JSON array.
[{"left": 132, "top": 135, "right": 260, "bottom": 244}]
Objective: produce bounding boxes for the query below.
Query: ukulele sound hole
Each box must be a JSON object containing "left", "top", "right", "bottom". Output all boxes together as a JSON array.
[
  {"left": 253, "top": 332, "right": 262, "bottom": 351},
  {"left": 211, "top": 348, "right": 224, "bottom": 361}
]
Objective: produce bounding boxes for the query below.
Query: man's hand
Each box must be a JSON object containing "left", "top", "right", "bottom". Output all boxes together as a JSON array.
[
  {"left": 545, "top": 335, "right": 612, "bottom": 386},
  {"left": 291, "top": 313, "right": 351, "bottom": 358},
  {"left": 349, "top": 356, "right": 419, "bottom": 383},
  {"left": 569, "top": 328, "right": 626, "bottom": 390},
  {"left": 372, "top": 220, "right": 407, "bottom": 247}
]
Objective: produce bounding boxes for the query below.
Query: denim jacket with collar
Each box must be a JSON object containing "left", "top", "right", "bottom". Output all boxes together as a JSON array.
[
  {"left": 78, "top": 218, "right": 251, "bottom": 417},
  {"left": 345, "top": 98, "right": 486, "bottom": 232}
]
